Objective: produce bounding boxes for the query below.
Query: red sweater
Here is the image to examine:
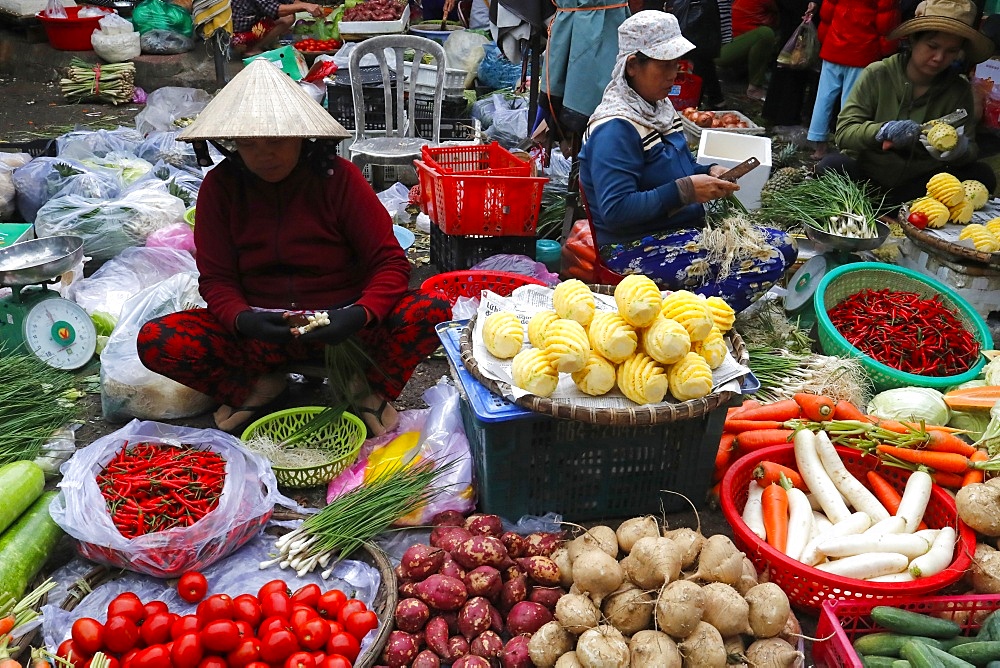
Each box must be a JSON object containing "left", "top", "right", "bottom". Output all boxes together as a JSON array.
[
  {"left": 818, "top": 0, "right": 898, "bottom": 67},
  {"left": 194, "top": 154, "right": 410, "bottom": 333},
  {"left": 732, "top": 0, "right": 779, "bottom": 37}
]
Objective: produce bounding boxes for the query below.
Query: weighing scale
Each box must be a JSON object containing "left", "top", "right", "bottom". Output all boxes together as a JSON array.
[
  {"left": 784, "top": 221, "right": 892, "bottom": 329},
  {"left": 0, "top": 235, "right": 97, "bottom": 370}
]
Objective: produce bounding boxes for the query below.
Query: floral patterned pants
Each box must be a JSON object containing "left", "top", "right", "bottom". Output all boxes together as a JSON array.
[{"left": 137, "top": 288, "right": 451, "bottom": 407}]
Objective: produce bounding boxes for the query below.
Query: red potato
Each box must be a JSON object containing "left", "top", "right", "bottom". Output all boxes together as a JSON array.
[
  {"left": 452, "top": 536, "right": 509, "bottom": 570},
  {"left": 439, "top": 610, "right": 460, "bottom": 635},
  {"left": 400, "top": 544, "right": 446, "bottom": 580},
  {"left": 430, "top": 526, "right": 473, "bottom": 552},
  {"left": 500, "top": 575, "right": 528, "bottom": 613},
  {"left": 523, "top": 532, "right": 563, "bottom": 557},
  {"left": 470, "top": 630, "right": 504, "bottom": 660},
  {"left": 394, "top": 598, "right": 431, "bottom": 634},
  {"left": 500, "top": 532, "right": 527, "bottom": 558},
  {"left": 503, "top": 563, "right": 525, "bottom": 582},
  {"left": 382, "top": 630, "right": 420, "bottom": 668},
  {"left": 424, "top": 616, "right": 450, "bottom": 659},
  {"left": 415, "top": 574, "right": 469, "bottom": 611},
  {"left": 439, "top": 554, "right": 467, "bottom": 582},
  {"left": 527, "top": 586, "right": 564, "bottom": 611},
  {"left": 411, "top": 649, "right": 441, "bottom": 668},
  {"left": 448, "top": 635, "right": 470, "bottom": 661},
  {"left": 394, "top": 564, "right": 408, "bottom": 580},
  {"left": 457, "top": 597, "right": 492, "bottom": 640},
  {"left": 489, "top": 605, "right": 504, "bottom": 635},
  {"left": 464, "top": 514, "right": 504, "bottom": 537},
  {"left": 501, "top": 635, "right": 532, "bottom": 668},
  {"left": 398, "top": 580, "right": 419, "bottom": 598},
  {"left": 431, "top": 510, "right": 466, "bottom": 527},
  {"left": 452, "top": 656, "right": 491, "bottom": 668},
  {"left": 518, "top": 556, "right": 561, "bottom": 586},
  {"left": 464, "top": 566, "right": 503, "bottom": 600},
  {"left": 506, "top": 601, "right": 553, "bottom": 636}
]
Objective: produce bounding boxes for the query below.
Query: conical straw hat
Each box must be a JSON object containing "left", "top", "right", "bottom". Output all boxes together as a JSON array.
[{"left": 178, "top": 59, "right": 351, "bottom": 141}]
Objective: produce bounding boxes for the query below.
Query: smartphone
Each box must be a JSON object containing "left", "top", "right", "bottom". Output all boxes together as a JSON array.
[{"left": 718, "top": 157, "right": 761, "bottom": 183}]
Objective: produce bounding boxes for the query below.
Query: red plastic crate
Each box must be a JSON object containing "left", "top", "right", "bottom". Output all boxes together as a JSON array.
[
  {"left": 420, "top": 142, "right": 532, "bottom": 177},
  {"left": 814, "top": 595, "right": 1000, "bottom": 668},
  {"left": 719, "top": 444, "right": 976, "bottom": 613},
  {"left": 421, "top": 270, "right": 545, "bottom": 305}
]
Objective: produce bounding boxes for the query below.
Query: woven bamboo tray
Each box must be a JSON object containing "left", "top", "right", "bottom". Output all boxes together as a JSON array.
[
  {"left": 893, "top": 211, "right": 1000, "bottom": 267},
  {"left": 459, "top": 285, "right": 748, "bottom": 425}
]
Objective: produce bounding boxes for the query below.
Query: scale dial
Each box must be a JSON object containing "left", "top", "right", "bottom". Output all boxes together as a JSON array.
[{"left": 23, "top": 296, "right": 97, "bottom": 370}]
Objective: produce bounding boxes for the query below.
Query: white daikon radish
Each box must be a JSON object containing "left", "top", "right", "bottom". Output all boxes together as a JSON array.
[
  {"left": 814, "top": 552, "right": 909, "bottom": 579},
  {"left": 794, "top": 429, "right": 851, "bottom": 523},
  {"left": 863, "top": 516, "right": 907, "bottom": 537},
  {"left": 814, "top": 431, "right": 890, "bottom": 520},
  {"left": 742, "top": 482, "right": 766, "bottom": 540},
  {"left": 896, "top": 470, "right": 933, "bottom": 533},
  {"left": 909, "top": 526, "right": 957, "bottom": 578},
  {"left": 799, "top": 512, "right": 872, "bottom": 567},
  {"left": 817, "top": 533, "right": 931, "bottom": 560}
]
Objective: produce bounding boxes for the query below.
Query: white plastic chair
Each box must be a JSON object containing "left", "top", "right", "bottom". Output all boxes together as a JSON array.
[{"left": 347, "top": 34, "right": 447, "bottom": 176}]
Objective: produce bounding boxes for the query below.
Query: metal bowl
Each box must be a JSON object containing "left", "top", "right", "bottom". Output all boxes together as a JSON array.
[
  {"left": 805, "top": 220, "right": 891, "bottom": 253},
  {"left": 0, "top": 236, "right": 85, "bottom": 287}
]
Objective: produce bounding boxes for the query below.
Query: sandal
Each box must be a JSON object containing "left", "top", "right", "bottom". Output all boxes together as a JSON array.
[{"left": 354, "top": 399, "right": 398, "bottom": 437}]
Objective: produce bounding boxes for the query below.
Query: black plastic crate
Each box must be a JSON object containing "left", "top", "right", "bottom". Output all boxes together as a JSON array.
[
  {"left": 0, "top": 139, "right": 56, "bottom": 157},
  {"left": 430, "top": 223, "right": 535, "bottom": 272},
  {"left": 327, "top": 84, "right": 471, "bottom": 139}
]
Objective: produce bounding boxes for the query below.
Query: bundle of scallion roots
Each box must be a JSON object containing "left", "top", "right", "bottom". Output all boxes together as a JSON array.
[
  {"left": 747, "top": 345, "right": 873, "bottom": 407},
  {"left": 60, "top": 59, "right": 135, "bottom": 105},
  {"left": 759, "top": 170, "right": 886, "bottom": 238},
  {"left": 0, "top": 351, "right": 80, "bottom": 465}
]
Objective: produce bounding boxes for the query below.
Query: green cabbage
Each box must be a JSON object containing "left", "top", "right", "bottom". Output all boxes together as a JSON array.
[
  {"left": 947, "top": 410, "right": 991, "bottom": 440},
  {"left": 984, "top": 357, "right": 1000, "bottom": 386},
  {"left": 867, "top": 387, "right": 950, "bottom": 426}
]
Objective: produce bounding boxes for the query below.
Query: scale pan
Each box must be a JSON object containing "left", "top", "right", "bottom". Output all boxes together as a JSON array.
[{"left": 0, "top": 236, "right": 85, "bottom": 287}]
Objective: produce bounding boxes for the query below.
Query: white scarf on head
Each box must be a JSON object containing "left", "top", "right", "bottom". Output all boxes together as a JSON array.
[{"left": 587, "top": 53, "right": 683, "bottom": 137}]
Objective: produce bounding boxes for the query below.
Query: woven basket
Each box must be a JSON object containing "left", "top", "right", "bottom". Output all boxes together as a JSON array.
[
  {"left": 895, "top": 210, "right": 1000, "bottom": 267},
  {"left": 815, "top": 262, "right": 990, "bottom": 391},
  {"left": 241, "top": 407, "right": 366, "bottom": 488},
  {"left": 458, "top": 285, "right": 747, "bottom": 425}
]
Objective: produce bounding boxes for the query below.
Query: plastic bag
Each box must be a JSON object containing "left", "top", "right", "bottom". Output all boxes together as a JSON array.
[
  {"left": 134, "top": 160, "right": 203, "bottom": 205},
  {"left": 49, "top": 418, "right": 285, "bottom": 577},
  {"left": 131, "top": 0, "right": 193, "bottom": 36},
  {"left": 12, "top": 157, "right": 120, "bottom": 223},
  {"left": 444, "top": 30, "right": 489, "bottom": 87},
  {"left": 376, "top": 182, "right": 410, "bottom": 218},
  {"left": 134, "top": 87, "right": 212, "bottom": 135},
  {"left": 68, "top": 246, "right": 197, "bottom": 318},
  {"left": 0, "top": 152, "right": 31, "bottom": 221},
  {"left": 326, "top": 380, "right": 475, "bottom": 525},
  {"left": 560, "top": 218, "right": 599, "bottom": 282},
  {"left": 58, "top": 127, "right": 144, "bottom": 159},
  {"left": 485, "top": 98, "right": 529, "bottom": 148},
  {"left": 137, "top": 131, "right": 217, "bottom": 171},
  {"left": 44, "top": 0, "right": 66, "bottom": 19},
  {"left": 146, "top": 222, "right": 195, "bottom": 252},
  {"left": 140, "top": 29, "right": 194, "bottom": 54},
  {"left": 98, "top": 11, "right": 135, "bottom": 34},
  {"left": 99, "top": 272, "right": 213, "bottom": 422},
  {"left": 92, "top": 30, "right": 141, "bottom": 63},
  {"left": 477, "top": 42, "right": 521, "bottom": 90},
  {"left": 471, "top": 253, "right": 559, "bottom": 285},
  {"left": 777, "top": 16, "right": 819, "bottom": 70},
  {"left": 544, "top": 147, "right": 571, "bottom": 188}
]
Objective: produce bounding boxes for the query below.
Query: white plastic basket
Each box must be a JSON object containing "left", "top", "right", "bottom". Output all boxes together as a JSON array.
[
  {"left": 401, "top": 61, "right": 467, "bottom": 99},
  {"left": 339, "top": 4, "right": 410, "bottom": 39},
  {"left": 681, "top": 110, "right": 764, "bottom": 143}
]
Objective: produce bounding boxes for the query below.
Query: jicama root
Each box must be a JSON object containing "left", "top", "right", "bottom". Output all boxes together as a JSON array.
[
  {"left": 745, "top": 638, "right": 804, "bottom": 668},
  {"left": 555, "top": 593, "right": 601, "bottom": 635},
  {"left": 575, "top": 625, "right": 630, "bottom": 668},
  {"left": 678, "top": 621, "right": 727, "bottom": 667},
  {"left": 571, "top": 549, "right": 624, "bottom": 606},
  {"left": 601, "top": 585, "right": 653, "bottom": 636},
  {"left": 688, "top": 535, "right": 744, "bottom": 585},
  {"left": 744, "top": 583, "right": 790, "bottom": 639},
  {"left": 527, "top": 621, "right": 575, "bottom": 668},
  {"left": 700, "top": 583, "right": 752, "bottom": 637},
  {"left": 971, "top": 543, "right": 1000, "bottom": 593},
  {"left": 622, "top": 536, "right": 682, "bottom": 590},
  {"left": 569, "top": 526, "right": 619, "bottom": 561},
  {"left": 662, "top": 527, "right": 704, "bottom": 569},
  {"left": 615, "top": 516, "right": 660, "bottom": 554},
  {"left": 629, "top": 630, "right": 682, "bottom": 668},
  {"left": 956, "top": 478, "right": 1000, "bottom": 536},
  {"left": 655, "top": 580, "right": 704, "bottom": 639}
]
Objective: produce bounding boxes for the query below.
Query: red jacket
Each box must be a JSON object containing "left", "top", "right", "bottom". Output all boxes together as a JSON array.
[
  {"left": 818, "top": 0, "right": 899, "bottom": 67},
  {"left": 732, "top": 0, "right": 779, "bottom": 37},
  {"left": 194, "top": 154, "right": 410, "bottom": 334}
]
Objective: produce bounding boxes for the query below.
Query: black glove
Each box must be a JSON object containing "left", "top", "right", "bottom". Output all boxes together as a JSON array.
[
  {"left": 299, "top": 305, "right": 369, "bottom": 345},
  {"left": 236, "top": 310, "right": 293, "bottom": 343}
]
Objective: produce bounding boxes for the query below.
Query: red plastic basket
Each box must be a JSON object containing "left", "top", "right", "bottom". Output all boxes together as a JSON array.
[
  {"left": 814, "top": 595, "right": 1000, "bottom": 668},
  {"left": 36, "top": 6, "right": 113, "bottom": 51},
  {"left": 420, "top": 142, "right": 533, "bottom": 177},
  {"left": 719, "top": 443, "right": 976, "bottom": 613},
  {"left": 421, "top": 270, "right": 546, "bottom": 305}
]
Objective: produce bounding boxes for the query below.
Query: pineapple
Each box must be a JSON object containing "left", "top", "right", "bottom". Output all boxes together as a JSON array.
[{"left": 760, "top": 166, "right": 806, "bottom": 204}]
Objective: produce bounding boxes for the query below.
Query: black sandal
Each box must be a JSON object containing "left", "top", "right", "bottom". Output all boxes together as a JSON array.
[{"left": 354, "top": 400, "right": 392, "bottom": 436}]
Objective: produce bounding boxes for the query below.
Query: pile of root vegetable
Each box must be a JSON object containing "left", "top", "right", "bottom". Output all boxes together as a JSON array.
[{"left": 388, "top": 511, "right": 803, "bottom": 668}]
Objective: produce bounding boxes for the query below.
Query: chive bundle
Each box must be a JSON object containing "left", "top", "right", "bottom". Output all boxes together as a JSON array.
[
  {"left": 759, "top": 170, "right": 886, "bottom": 237},
  {"left": 0, "top": 351, "right": 80, "bottom": 465}
]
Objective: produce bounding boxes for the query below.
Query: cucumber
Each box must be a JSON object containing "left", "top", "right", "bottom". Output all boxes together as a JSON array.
[
  {"left": 923, "top": 644, "right": 977, "bottom": 668},
  {"left": 0, "top": 492, "right": 63, "bottom": 600},
  {"left": 893, "top": 662, "right": 914, "bottom": 668},
  {"left": 873, "top": 607, "right": 963, "bottom": 639},
  {"left": 949, "top": 641, "right": 1000, "bottom": 665},
  {"left": 901, "top": 640, "right": 948, "bottom": 668},
  {"left": 0, "top": 461, "right": 44, "bottom": 534},
  {"left": 942, "top": 637, "right": 981, "bottom": 651},
  {"left": 985, "top": 662, "right": 1000, "bottom": 668},
  {"left": 856, "top": 633, "right": 947, "bottom": 656},
  {"left": 864, "top": 657, "right": 906, "bottom": 667},
  {"left": 979, "top": 611, "right": 1000, "bottom": 642}
]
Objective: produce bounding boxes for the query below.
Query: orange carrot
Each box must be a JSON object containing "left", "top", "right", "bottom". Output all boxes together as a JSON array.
[
  {"left": 866, "top": 471, "right": 903, "bottom": 514},
  {"left": 963, "top": 451, "right": 989, "bottom": 487},
  {"left": 931, "top": 471, "right": 965, "bottom": 488},
  {"left": 794, "top": 393, "right": 836, "bottom": 422},
  {"left": 761, "top": 483, "right": 788, "bottom": 552},
  {"left": 714, "top": 434, "right": 736, "bottom": 483},
  {"left": 723, "top": 419, "right": 785, "bottom": 433},
  {"left": 875, "top": 445, "right": 971, "bottom": 473},
  {"left": 728, "top": 399, "right": 763, "bottom": 420},
  {"left": 0, "top": 615, "right": 13, "bottom": 636},
  {"left": 0, "top": 659, "right": 22, "bottom": 668},
  {"left": 832, "top": 399, "right": 869, "bottom": 422},
  {"left": 870, "top": 418, "right": 923, "bottom": 434},
  {"left": 753, "top": 461, "right": 806, "bottom": 489},
  {"left": 924, "top": 429, "right": 977, "bottom": 457},
  {"left": 734, "top": 429, "right": 797, "bottom": 451},
  {"left": 904, "top": 423, "right": 966, "bottom": 433},
  {"left": 735, "top": 399, "right": 801, "bottom": 423}
]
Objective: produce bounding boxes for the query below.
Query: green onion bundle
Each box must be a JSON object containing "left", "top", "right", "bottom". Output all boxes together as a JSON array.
[
  {"left": 0, "top": 351, "right": 80, "bottom": 465},
  {"left": 60, "top": 58, "right": 135, "bottom": 105},
  {"left": 758, "top": 170, "right": 886, "bottom": 238},
  {"left": 747, "top": 345, "right": 873, "bottom": 408}
]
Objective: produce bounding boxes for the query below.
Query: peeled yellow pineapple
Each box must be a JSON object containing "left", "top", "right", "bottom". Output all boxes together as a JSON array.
[
  {"left": 482, "top": 312, "right": 523, "bottom": 359},
  {"left": 926, "top": 123, "right": 959, "bottom": 152},
  {"left": 959, "top": 224, "right": 1000, "bottom": 252},
  {"left": 617, "top": 353, "right": 669, "bottom": 405},
  {"left": 963, "top": 179, "right": 990, "bottom": 210},
  {"left": 552, "top": 279, "right": 596, "bottom": 326},
  {"left": 588, "top": 311, "right": 637, "bottom": 363},
  {"left": 642, "top": 314, "right": 692, "bottom": 365},
  {"left": 703, "top": 296, "right": 735, "bottom": 332},
  {"left": 668, "top": 352, "right": 714, "bottom": 401},
  {"left": 613, "top": 274, "right": 662, "bottom": 328},
  {"left": 926, "top": 173, "right": 964, "bottom": 207},
  {"left": 571, "top": 353, "right": 617, "bottom": 396},
  {"left": 661, "top": 291, "right": 714, "bottom": 342},
  {"left": 692, "top": 326, "right": 727, "bottom": 370},
  {"left": 986, "top": 217, "right": 1000, "bottom": 238},
  {"left": 949, "top": 199, "right": 974, "bottom": 224},
  {"left": 909, "top": 197, "right": 950, "bottom": 229},
  {"left": 511, "top": 348, "right": 559, "bottom": 397},
  {"left": 527, "top": 310, "right": 559, "bottom": 349},
  {"left": 544, "top": 318, "right": 590, "bottom": 373}
]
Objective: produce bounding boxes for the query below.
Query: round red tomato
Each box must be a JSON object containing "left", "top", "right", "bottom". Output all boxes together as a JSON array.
[
  {"left": 258, "top": 616, "right": 291, "bottom": 638},
  {"left": 258, "top": 629, "right": 300, "bottom": 664},
  {"left": 335, "top": 600, "right": 366, "bottom": 625},
  {"left": 908, "top": 210, "right": 930, "bottom": 230},
  {"left": 72, "top": 618, "right": 105, "bottom": 655},
  {"left": 200, "top": 619, "right": 241, "bottom": 653},
  {"left": 196, "top": 657, "right": 227, "bottom": 668},
  {"left": 196, "top": 594, "right": 234, "bottom": 623},
  {"left": 290, "top": 584, "right": 321, "bottom": 609},
  {"left": 344, "top": 610, "right": 378, "bottom": 641},
  {"left": 244, "top": 662, "right": 270, "bottom": 668},
  {"left": 232, "top": 594, "right": 262, "bottom": 629},
  {"left": 177, "top": 572, "right": 209, "bottom": 604},
  {"left": 316, "top": 591, "right": 346, "bottom": 620},
  {"left": 132, "top": 645, "right": 171, "bottom": 668},
  {"left": 58, "top": 639, "right": 90, "bottom": 668},
  {"left": 104, "top": 615, "right": 141, "bottom": 654},
  {"left": 289, "top": 607, "right": 317, "bottom": 630},
  {"left": 226, "top": 637, "right": 261, "bottom": 668},
  {"left": 325, "top": 620, "right": 344, "bottom": 637},
  {"left": 284, "top": 651, "right": 314, "bottom": 668},
  {"left": 325, "top": 632, "right": 360, "bottom": 664},
  {"left": 171, "top": 615, "right": 201, "bottom": 640},
  {"left": 257, "top": 579, "right": 290, "bottom": 600},
  {"left": 294, "top": 617, "right": 330, "bottom": 651},
  {"left": 261, "top": 592, "right": 292, "bottom": 620},
  {"left": 171, "top": 633, "right": 203, "bottom": 668},
  {"left": 143, "top": 601, "right": 169, "bottom": 618},
  {"left": 108, "top": 594, "right": 145, "bottom": 625},
  {"left": 318, "top": 656, "right": 351, "bottom": 668},
  {"left": 141, "top": 612, "right": 174, "bottom": 647},
  {"left": 120, "top": 648, "right": 140, "bottom": 668},
  {"left": 234, "top": 619, "right": 254, "bottom": 639}
]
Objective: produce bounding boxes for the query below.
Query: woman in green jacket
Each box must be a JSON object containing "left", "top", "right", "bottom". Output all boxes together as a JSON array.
[{"left": 816, "top": 0, "right": 996, "bottom": 205}]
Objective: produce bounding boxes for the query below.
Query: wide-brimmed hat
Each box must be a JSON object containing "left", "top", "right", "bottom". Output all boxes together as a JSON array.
[
  {"left": 617, "top": 10, "right": 696, "bottom": 62},
  {"left": 889, "top": 0, "right": 994, "bottom": 64},
  {"left": 178, "top": 59, "right": 351, "bottom": 141}
]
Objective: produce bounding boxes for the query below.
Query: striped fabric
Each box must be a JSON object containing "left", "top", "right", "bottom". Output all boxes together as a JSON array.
[
  {"left": 718, "top": 0, "right": 733, "bottom": 44},
  {"left": 193, "top": 0, "right": 233, "bottom": 39}
]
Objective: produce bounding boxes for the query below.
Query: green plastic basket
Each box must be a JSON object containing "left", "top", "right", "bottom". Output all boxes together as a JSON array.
[
  {"left": 240, "top": 407, "right": 366, "bottom": 488},
  {"left": 184, "top": 207, "right": 196, "bottom": 227},
  {"left": 814, "top": 262, "right": 990, "bottom": 391}
]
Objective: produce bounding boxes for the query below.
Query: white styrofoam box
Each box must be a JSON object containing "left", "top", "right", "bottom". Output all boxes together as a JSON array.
[
  {"left": 339, "top": 4, "right": 409, "bottom": 39},
  {"left": 0, "top": 0, "right": 73, "bottom": 17},
  {"left": 401, "top": 61, "right": 466, "bottom": 99},
  {"left": 696, "top": 130, "right": 772, "bottom": 210},
  {"left": 897, "top": 237, "right": 1000, "bottom": 318}
]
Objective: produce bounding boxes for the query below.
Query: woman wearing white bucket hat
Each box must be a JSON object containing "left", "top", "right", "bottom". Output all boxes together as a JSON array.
[
  {"left": 136, "top": 60, "right": 451, "bottom": 435},
  {"left": 578, "top": 10, "right": 797, "bottom": 312},
  {"left": 817, "top": 0, "right": 997, "bottom": 204}
]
